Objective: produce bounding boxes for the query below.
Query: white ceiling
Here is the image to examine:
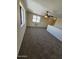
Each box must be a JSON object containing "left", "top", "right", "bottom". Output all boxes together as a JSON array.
[{"left": 25, "top": 0, "right": 62, "bottom": 18}]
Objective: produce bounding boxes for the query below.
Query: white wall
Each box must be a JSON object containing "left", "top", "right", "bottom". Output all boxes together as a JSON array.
[
  {"left": 17, "top": 0, "right": 27, "bottom": 54},
  {"left": 27, "top": 12, "right": 48, "bottom": 28}
]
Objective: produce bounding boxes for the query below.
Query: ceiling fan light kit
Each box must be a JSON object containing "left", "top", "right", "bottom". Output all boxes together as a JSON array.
[
  {"left": 44, "top": 15, "right": 48, "bottom": 18},
  {"left": 44, "top": 11, "right": 54, "bottom": 18},
  {"left": 53, "top": 17, "right": 57, "bottom": 20}
]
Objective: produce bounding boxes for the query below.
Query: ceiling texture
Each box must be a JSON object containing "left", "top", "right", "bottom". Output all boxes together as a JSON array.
[{"left": 25, "top": 0, "right": 62, "bottom": 18}]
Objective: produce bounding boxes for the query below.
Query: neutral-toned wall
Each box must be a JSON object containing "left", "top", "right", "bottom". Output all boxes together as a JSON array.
[
  {"left": 17, "top": 0, "right": 27, "bottom": 54},
  {"left": 27, "top": 12, "right": 48, "bottom": 28},
  {"left": 54, "top": 18, "right": 62, "bottom": 30}
]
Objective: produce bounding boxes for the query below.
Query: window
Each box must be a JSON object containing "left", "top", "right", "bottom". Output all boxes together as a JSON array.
[
  {"left": 19, "top": 4, "right": 25, "bottom": 27},
  {"left": 32, "top": 15, "right": 40, "bottom": 23}
]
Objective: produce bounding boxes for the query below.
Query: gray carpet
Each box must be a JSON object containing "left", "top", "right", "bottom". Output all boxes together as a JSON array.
[{"left": 18, "top": 27, "right": 62, "bottom": 59}]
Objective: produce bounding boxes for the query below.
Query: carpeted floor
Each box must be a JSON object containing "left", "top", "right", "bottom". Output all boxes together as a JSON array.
[{"left": 18, "top": 27, "right": 62, "bottom": 59}]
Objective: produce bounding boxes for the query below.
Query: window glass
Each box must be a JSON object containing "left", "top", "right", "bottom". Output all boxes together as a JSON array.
[
  {"left": 32, "top": 15, "right": 40, "bottom": 23},
  {"left": 37, "top": 16, "right": 40, "bottom": 20},
  {"left": 19, "top": 5, "right": 25, "bottom": 27},
  {"left": 33, "top": 15, "right": 37, "bottom": 19},
  {"left": 33, "top": 19, "right": 37, "bottom": 22}
]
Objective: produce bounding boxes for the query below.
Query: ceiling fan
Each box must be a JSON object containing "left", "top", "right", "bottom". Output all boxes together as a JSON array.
[{"left": 44, "top": 11, "right": 54, "bottom": 18}]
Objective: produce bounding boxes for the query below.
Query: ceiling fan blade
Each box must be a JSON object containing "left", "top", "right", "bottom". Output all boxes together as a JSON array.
[
  {"left": 43, "top": 11, "right": 54, "bottom": 18},
  {"left": 48, "top": 15, "right": 53, "bottom": 17}
]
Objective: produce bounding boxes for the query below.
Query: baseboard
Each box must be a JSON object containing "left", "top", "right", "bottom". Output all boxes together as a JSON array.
[{"left": 27, "top": 26, "right": 47, "bottom": 29}]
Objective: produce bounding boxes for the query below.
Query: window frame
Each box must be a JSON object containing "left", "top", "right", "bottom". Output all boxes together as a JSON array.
[
  {"left": 32, "top": 15, "right": 41, "bottom": 23},
  {"left": 19, "top": 2, "right": 25, "bottom": 27}
]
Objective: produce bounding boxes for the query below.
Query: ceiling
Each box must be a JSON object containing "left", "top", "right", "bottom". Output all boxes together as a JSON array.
[{"left": 25, "top": 0, "right": 62, "bottom": 18}]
